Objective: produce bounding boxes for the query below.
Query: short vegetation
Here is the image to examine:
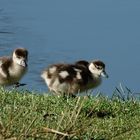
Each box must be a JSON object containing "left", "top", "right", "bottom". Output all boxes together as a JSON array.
[{"left": 0, "top": 87, "right": 140, "bottom": 140}]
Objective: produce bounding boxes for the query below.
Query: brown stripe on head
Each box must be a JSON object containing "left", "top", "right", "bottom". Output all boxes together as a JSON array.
[
  {"left": 93, "top": 60, "right": 105, "bottom": 69},
  {"left": 14, "top": 48, "right": 28, "bottom": 59}
]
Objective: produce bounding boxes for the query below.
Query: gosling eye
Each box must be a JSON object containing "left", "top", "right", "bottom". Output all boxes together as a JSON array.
[
  {"left": 17, "top": 56, "right": 21, "bottom": 59},
  {"left": 96, "top": 65, "right": 103, "bottom": 70}
]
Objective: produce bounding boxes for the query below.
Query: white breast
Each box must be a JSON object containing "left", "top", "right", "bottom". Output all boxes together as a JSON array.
[{"left": 9, "top": 64, "right": 27, "bottom": 82}]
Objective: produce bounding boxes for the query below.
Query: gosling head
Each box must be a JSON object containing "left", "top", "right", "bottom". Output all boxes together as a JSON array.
[
  {"left": 89, "top": 60, "right": 109, "bottom": 78},
  {"left": 12, "top": 48, "right": 28, "bottom": 67}
]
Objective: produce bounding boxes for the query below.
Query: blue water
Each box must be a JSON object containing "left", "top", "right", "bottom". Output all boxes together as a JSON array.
[{"left": 0, "top": 0, "right": 140, "bottom": 96}]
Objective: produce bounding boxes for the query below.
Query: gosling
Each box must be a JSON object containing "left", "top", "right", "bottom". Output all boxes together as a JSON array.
[
  {"left": 0, "top": 48, "right": 28, "bottom": 87},
  {"left": 41, "top": 60, "right": 108, "bottom": 95}
]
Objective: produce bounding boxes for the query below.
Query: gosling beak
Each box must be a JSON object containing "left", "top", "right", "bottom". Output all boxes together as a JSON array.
[
  {"left": 20, "top": 60, "right": 27, "bottom": 67},
  {"left": 101, "top": 71, "right": 109, "bottom": 78}
]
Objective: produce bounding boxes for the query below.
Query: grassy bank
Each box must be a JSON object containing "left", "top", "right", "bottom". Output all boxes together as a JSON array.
[{"left": 0, "top": 88, "right": 140, "bottom": 140}]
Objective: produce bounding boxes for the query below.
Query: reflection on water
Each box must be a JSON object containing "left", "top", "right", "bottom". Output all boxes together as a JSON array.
[{"left": 0, "top": 1, "right": 140, "bottom": 95}]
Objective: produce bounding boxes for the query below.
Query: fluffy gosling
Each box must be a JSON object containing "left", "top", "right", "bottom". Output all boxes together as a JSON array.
[
  {"left": 0, "top": 48, "right": 28, "bottom": 86},
  {"left": 41, "top": 60, "right": 108, "bottom": 95}
]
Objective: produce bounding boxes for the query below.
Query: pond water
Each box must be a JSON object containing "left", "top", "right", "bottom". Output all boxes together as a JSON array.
[{"left": 0, "top": 0, "right": 140, "bottom": 96}]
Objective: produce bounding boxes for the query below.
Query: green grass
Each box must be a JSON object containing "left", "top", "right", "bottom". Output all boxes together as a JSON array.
[{"left": 0, "top": 88, "right": 140, "bottom": 140}]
